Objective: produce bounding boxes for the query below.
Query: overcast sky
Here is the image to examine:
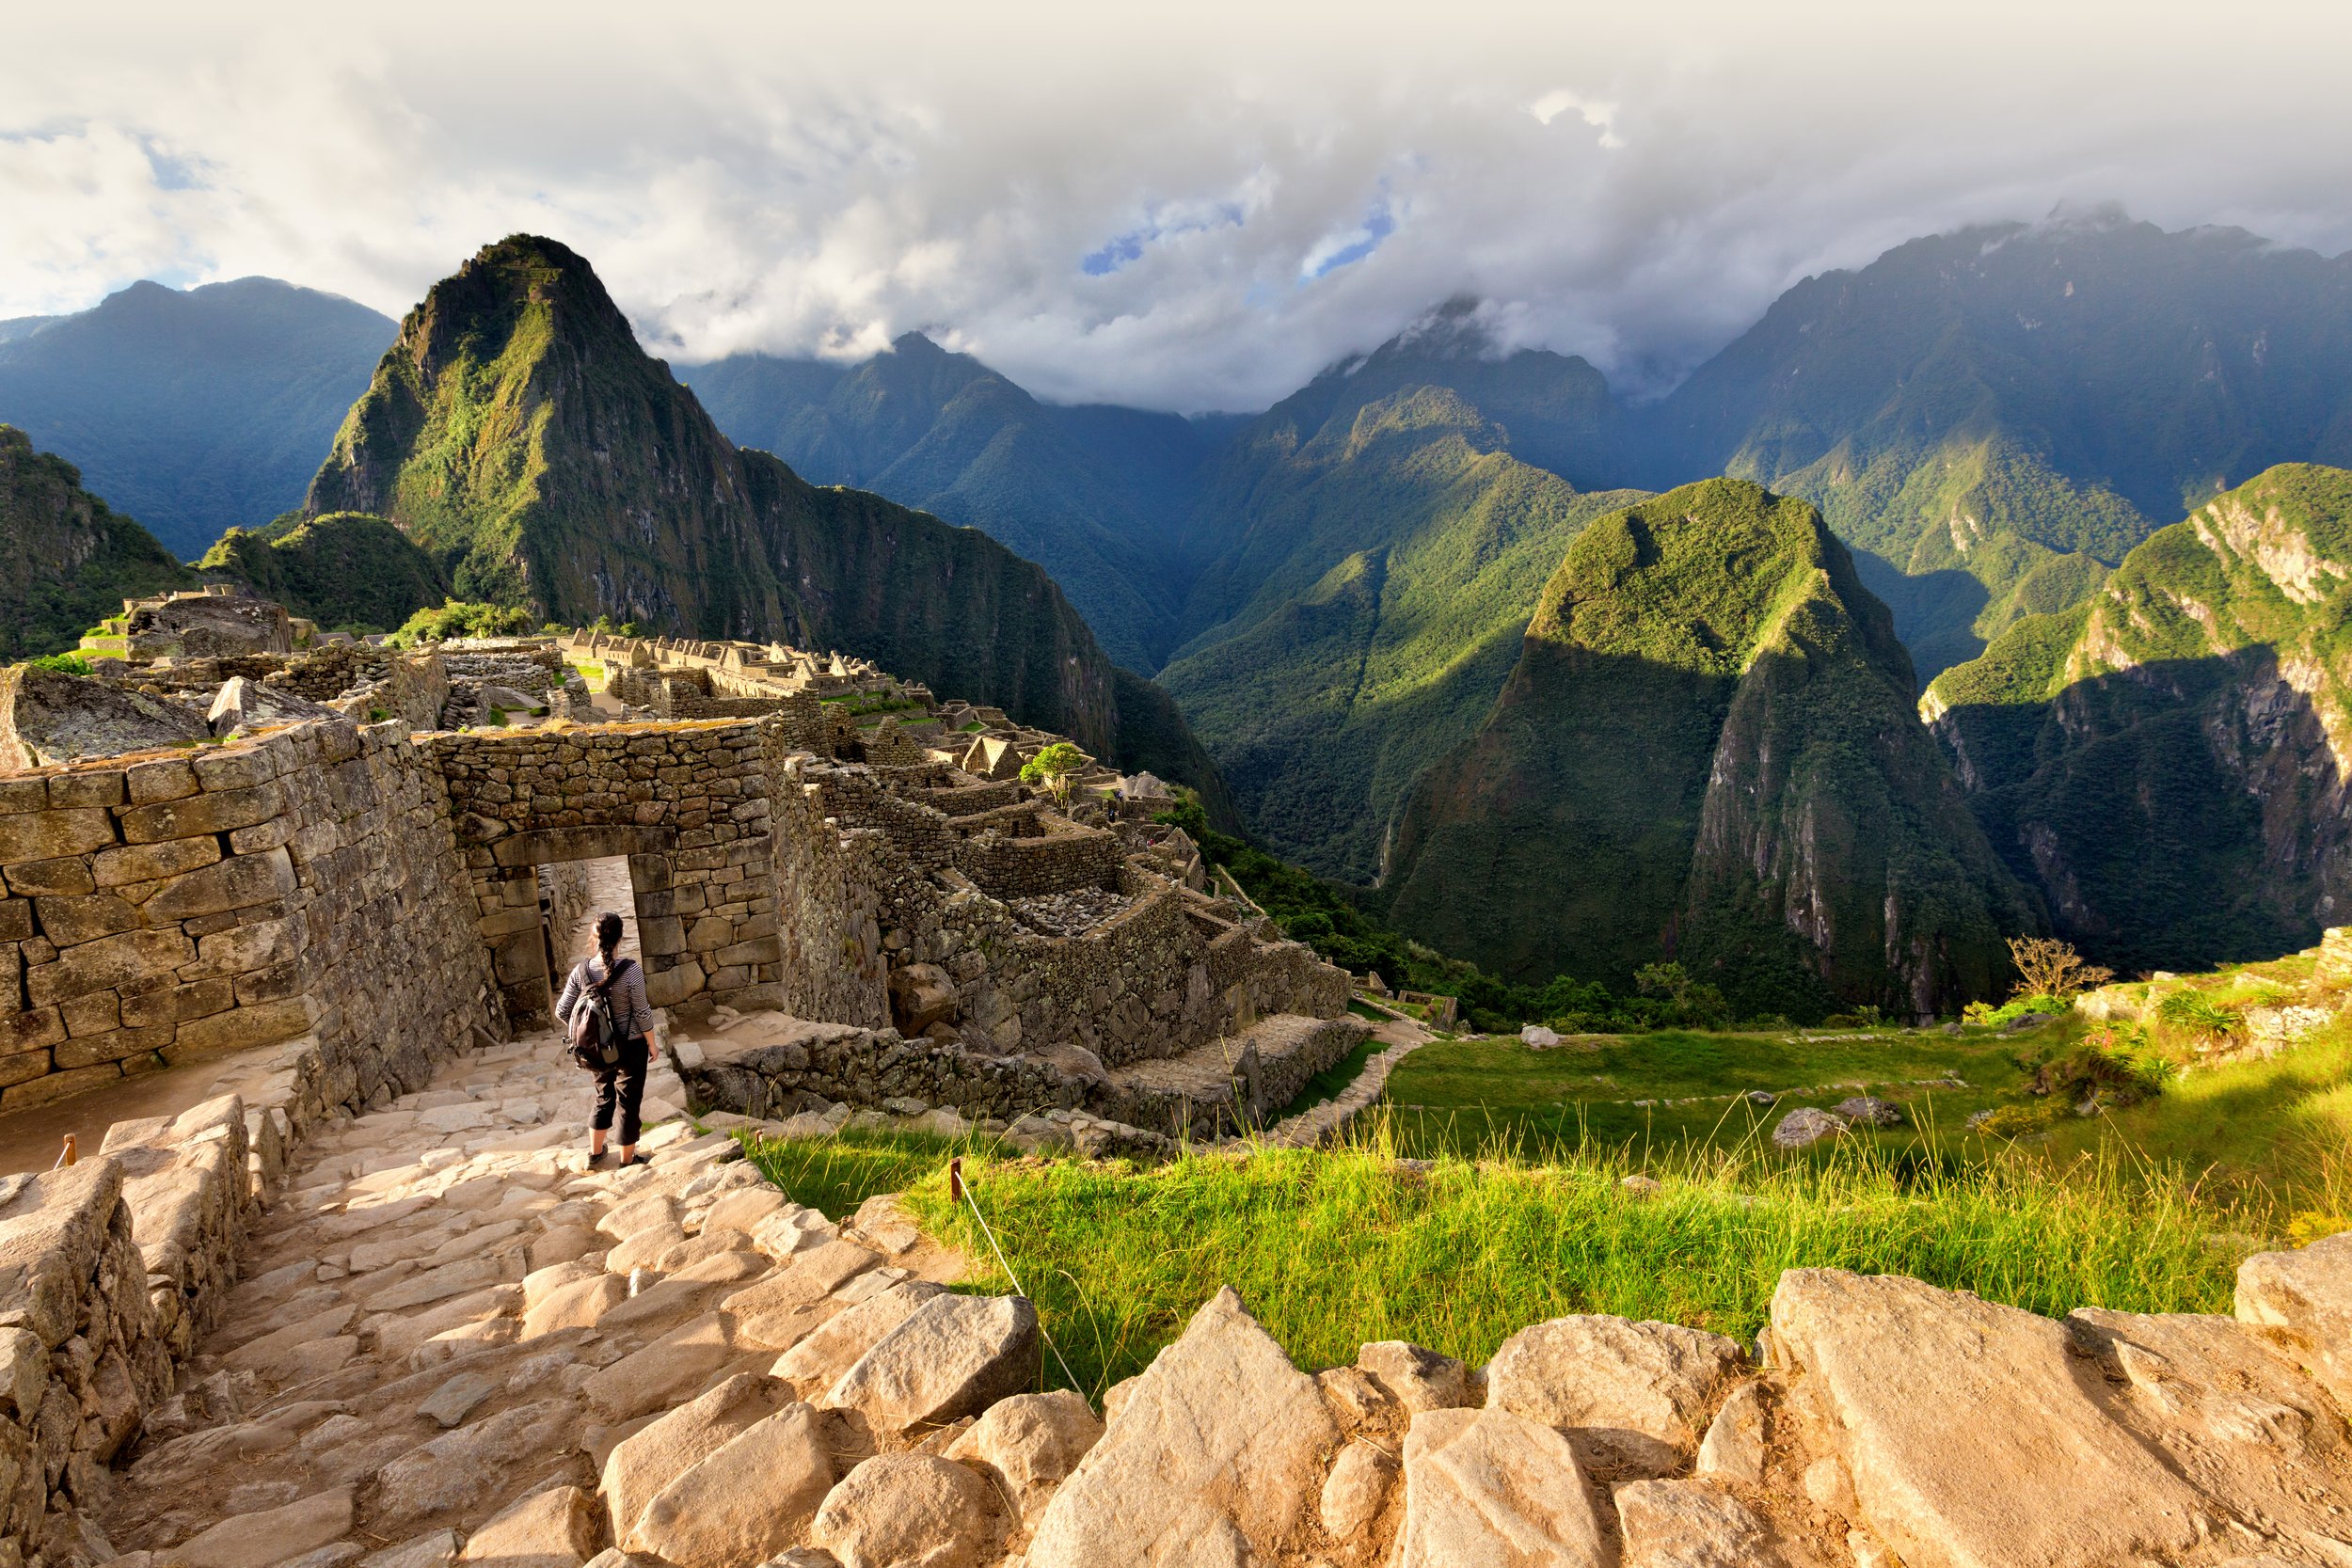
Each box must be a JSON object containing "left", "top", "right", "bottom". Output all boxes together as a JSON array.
[{"left": 7, "top": 0, "right": 2351, "bottom": 409}]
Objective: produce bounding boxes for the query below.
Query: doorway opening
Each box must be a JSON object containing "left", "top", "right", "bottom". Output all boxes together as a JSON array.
[{"left": 533, "top": 855, "right": 637, "bottom": 1021}]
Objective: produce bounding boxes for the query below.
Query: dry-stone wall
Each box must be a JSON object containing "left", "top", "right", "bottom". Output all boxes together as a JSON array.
[
  {"left": 432, "top": 722, "right": 783, "bottom": 1022},
  {"left": 0, "top": 720, "right": 500, "bottom": 1114}
]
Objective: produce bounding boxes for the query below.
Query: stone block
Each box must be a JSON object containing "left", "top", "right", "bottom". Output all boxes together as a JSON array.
[
  {"left": 93, "top": 835, "right": 221, "bottom": 889},
  {"left": 59, "top": 991, "right": 119, "bottom": 1036},
  {"left": 138, "top": 847, "right": 296, "bottom": 923},
  {"left": 122, "top": 978, "right": 235, "bottom": 1029},
  {"left": 0, "top": 1006, "right": 64, "bottom": 1057},
  {"left": 27, "top": 927, "right": 194, "bottom": 1006},
  {"left": 124, "top": 757, "right": 199, "bottom": 805},
  {"left": 2, "top": 856, "right": 95, "bottom": 897},
  {"left": 193, "top": 914, "right": 307, "bottom": 976},
  {"left": 189, "top": 746, "right": 281, "bottom": 792},
  {"left": 117, "top": 782, "right": 284, "bottom": 844},
  {"left": 640, "top": 916, "right": 686, "bottom": 958},
  {"left": 0, "top": 898, "right": 30, "bottom": 942},
  {"left": 34, "top": 893, "right": 141, "bottom": 946},
  {"left": 167, "top": 997, "right": 313, "bottom": 1058},
  {"left": 0, "top": 1063, "right": 120, "bottom": 1109},
  {"left": 0, "top": 809, "right": 117, "bottom": 863},
  {"left": 55, "top": 1023, "right": 172, "bottom": 1069},
  {"left": 46, "top": 771, "right": 123, "bottom": 808}
]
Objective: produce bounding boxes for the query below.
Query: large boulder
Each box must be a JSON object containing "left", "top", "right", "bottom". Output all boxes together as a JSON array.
[
  {"left": 1025, "top": 1287, "right": 1339, "bottom": 1567},
  {"left": 600, "top": 1372, "right": 793, "bottom": 1547},
  {"left": 822, "top": 1292, "right": 1040, "bottom": 1433},
  {"left": 945, "top": 1389, "right": 1104, "bottom": 1522},
  {"left": 1614, "top": 1478, "right": 1788, "bottom": 1568},
  {"left": 2235, "top": 1231, "right": 2352, "bottom": 1407},
  {"left": 0, "top": 664, "right": 209, "bottom": 771},
  {"left": 1771, "top": 1107, "right": 1847, "bottom": 1149},
  {"left": 1769, "top": 1269, "right": 2208, "bottom": 1568},
  {"left": 208, "top": 675, "right": 336, "bottom": 737},
  {"left": 810, "top": 1453, "right": 1002, "bottom": 1568},
  {"left": 1485, "top": 1315, "right": 1745, "bottom": 1474},
  {"left": 1394, "top": 1406, "right": 1607, "bottom": 1568},
  {"left": 126, "top": 589, "right": 294, "bottom": 657},
  {"left": 628, "top": 1403, "right": 835, "bottom": 1568}
]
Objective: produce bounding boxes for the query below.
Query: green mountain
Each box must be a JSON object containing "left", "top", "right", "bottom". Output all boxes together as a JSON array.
[
  {"left": 1639, "top": 213, "right": 2352, "bottom": 683},
  {"left": 0, "top": 278, "right": 396, "bottom": 558},
  {"left": 1159, "top": 380, "right": 1642, "bottom": 880},
  {"left": 1924, "top": 463, "right": 2352, "bottom": 973},
  {"left": 679, "top": 337, "right": 1220, "bottom": 671},
  {"left": 305, "top": 235, "right": 1231, "bottom": 800},
  {"left": 198, "top": 512, "right": 450, "bottom": 633},
  {"left": 1383, "top": 479, "right": 2035, "bottom": 1017},
  {"left": 0, "top": 425, "right": 194, "bottom": 658}
]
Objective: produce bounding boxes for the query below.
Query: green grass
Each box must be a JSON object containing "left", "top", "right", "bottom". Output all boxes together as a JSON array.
[
  {"left": 1384, "top": 1025, "right": 2027, "bottom": 1159},
  {"left": 842, "top": 1130, "right": 2246, "bottom": 1402},
  {"left": 1281, "top": 1032, "right": 1386, "bottom": 1118}
]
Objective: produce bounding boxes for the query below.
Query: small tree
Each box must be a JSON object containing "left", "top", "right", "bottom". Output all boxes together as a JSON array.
[
  {"left": 2007, "top": 936, "right": 2112, "bottom": 1001},
  {"left": 1019, "top": 741, "right": 1087, "bottom": 804}
]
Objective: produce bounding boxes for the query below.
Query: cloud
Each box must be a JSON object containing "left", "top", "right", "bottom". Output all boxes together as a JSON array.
[{"left": 4, "top": 0, "right": 2350, "bottom": 408}]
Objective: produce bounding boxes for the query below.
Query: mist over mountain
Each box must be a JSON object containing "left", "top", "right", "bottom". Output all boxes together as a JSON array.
[{"left": 0, "top": 278, "right": 396, "bottom": 559}]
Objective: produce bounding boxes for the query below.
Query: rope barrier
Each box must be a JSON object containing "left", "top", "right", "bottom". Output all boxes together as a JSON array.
[{"left": 950, "top": 1157, "right": 1082, "bottom": 1395}]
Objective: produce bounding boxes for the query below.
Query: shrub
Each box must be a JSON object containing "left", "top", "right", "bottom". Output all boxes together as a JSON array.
[
  {"left": 2153, "top": 989, "right": 2241, "bottom": 1042},
  {"left": 2026, "top": 1024, "right": 2171, "bottom": 1108},
  {"left": 1019, "top": 741, "right": 1087, "bottom": 803},
  {"left": 2007, "top": 936, "right": 2113, "bottom": 1002},
  {"left": 387, "top": 598, "right": 537, "bottom": 647},
  {"left": 25, "top": 653, "right": 92, "bottom": 676}
]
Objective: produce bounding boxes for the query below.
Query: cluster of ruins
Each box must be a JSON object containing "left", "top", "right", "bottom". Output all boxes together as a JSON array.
[{"left": 0, "top": 587, "right": 1360, "bottom": 1144}]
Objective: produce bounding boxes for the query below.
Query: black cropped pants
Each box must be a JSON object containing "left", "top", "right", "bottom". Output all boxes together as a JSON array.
[{"left": 592, "top": 1034, "right": 651, "bottom": 1147}]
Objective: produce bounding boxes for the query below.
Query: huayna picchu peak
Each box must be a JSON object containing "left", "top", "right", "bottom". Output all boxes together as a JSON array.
[{"left": 305, "top": 234, "right": 1232, "bottom": 805}]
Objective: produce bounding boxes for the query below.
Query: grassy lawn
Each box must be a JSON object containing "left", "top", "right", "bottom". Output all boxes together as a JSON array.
[
  {"left": 1384, "top": 1026, "right": 2029, "bottom": 1160},
  {"left": 740, "top": 1124, "right": 2252, "bottom": 1402}
]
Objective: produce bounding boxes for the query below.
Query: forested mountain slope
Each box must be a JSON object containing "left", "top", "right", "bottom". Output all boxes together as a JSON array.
[
  {"left": 305, "top": 235, "right": 1232, "bottom": 799},
  {"left": 1925, "top": 463, "right": 2352, "bottom": 972},
  {"left": 1385, "top": 479, "right": 2034, "bottom": 1017}
]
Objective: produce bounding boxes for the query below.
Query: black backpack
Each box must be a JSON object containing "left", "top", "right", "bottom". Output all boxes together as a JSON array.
[{"left": 567, "top": 957, "right": 633, "bottom": 1070}]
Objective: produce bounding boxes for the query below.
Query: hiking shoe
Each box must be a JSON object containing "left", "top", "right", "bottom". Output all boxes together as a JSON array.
[{"left": 586, "top": 1149, "right": 615, "bottom": 1169}]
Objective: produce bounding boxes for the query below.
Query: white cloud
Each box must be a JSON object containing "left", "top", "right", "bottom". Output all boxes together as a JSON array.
[{"left": 4, "top": 0, "right": 2350, "bottom": 407}]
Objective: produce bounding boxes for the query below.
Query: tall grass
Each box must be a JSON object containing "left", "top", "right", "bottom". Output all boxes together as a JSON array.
[{"left": 743, "top": 1117, "right": 2260, "bottom": 1403}]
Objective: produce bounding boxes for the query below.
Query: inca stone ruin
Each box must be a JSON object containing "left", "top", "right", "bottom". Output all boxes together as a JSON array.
[{"left": 0, "top": 589, "right": 2346, "bottom": 1568}]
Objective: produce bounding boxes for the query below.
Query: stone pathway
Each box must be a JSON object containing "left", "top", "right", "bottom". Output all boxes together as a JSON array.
[
  {"left": 95, "top": 1023, "right": 995, "bottom": 1568},
  {"left": 1258, "top": 1014, "right": 1432, "bottom": 1148}
]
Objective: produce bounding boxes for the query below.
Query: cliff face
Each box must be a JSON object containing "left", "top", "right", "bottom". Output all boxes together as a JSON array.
[
  {"left": 1926, "top": 463, "right": 2352, "bottom": 970},
  {"left": 1384, "top": 479, "right": 2033, "bottom": 1017},
  {"left": 304, "top": 236, "right": 1229, "bottom": 798},
  {"left": 0, "top": 424, "right": 192, "bottom": 658}
]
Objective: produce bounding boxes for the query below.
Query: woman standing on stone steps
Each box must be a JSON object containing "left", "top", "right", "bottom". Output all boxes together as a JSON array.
[{"left": 555, "top": 911, "right": 656, "bottom": 1169}]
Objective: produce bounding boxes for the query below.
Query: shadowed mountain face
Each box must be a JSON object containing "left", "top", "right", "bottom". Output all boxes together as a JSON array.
[
  {"left": 680, "top": 337, "right": 1219, "bottom": 672},
  {"left": 0, "top": 425, "right": 193, "bottom": 658},
  {"left": 0, "top": 278, "right": 396, "bottom": 559},
  {"left": 1635, "top": 214, "right": 2352, "bottom": 682},
  {"left": 305, "top": 235, "right": 1233, "bottom": 803},
  {"left": 1925, "top": 463, "right": 2352, "bottom": 972},
  {"left": 1383, "top": 479, "right": 2035, "bottom": 1018}
]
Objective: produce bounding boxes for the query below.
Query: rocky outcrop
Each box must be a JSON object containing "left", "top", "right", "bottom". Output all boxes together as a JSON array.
[{"left": 0, "top": 666, "right": 208, "bottom": 772}]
